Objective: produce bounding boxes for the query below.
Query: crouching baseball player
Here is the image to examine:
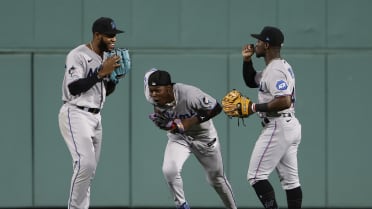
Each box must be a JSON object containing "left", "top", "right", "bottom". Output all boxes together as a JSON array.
[{"left": 144, "top": 69, "right": 237, "bottom": 209}]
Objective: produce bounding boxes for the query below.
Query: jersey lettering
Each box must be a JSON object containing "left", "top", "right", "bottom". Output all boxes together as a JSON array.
[
  {"left": 258, "top": 82, "right": 265, "bottom": 92},
  {"left": 87, "top": 67, "right": 101, "bottom": 78},
  {"left": 288, "top": 67, "right": 294, "bottom": 78},
  {"left": 178, "top": 110, "right": 196, "bottom": 120}
]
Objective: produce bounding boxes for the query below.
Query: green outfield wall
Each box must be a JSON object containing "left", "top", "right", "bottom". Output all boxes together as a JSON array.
[{"left": 0, "top": 0, "right": 371, "bottom": 208}]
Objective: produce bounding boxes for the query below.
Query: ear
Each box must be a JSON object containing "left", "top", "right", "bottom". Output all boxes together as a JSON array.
[
  {"left": 166, "top": 85, "right": 172, "bottom": 93},
  {"left": 166, "top": 85, "right": 173, "bottom": 96},
  {"left": 93, "top": 32, "right": 101, "bottom": 39}
]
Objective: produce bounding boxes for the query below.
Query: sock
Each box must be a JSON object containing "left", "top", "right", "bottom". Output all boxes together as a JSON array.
[
  {"left": 177, "top": 202, "right": 190, "bottom": 209},
  {"left": 252, "top": 180, "right": 278, "bottom": 209},
  {"left": 286, "top": 186, "right": 302, "bottom": 209}
]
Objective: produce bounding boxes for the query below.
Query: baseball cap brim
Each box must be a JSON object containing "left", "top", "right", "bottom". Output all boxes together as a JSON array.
[
  {"left": 103, "top": 29, "right": 124, "bottom": 35},
  {"left": 251, "top": 34, "right": 265, "bottom": 42}
]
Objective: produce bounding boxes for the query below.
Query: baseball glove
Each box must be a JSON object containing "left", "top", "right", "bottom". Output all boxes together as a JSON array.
[
  {"left": 149, "top": 112, "right": 184, "bottom": 133},
  {"left": 221, "top": 89, "right": 253, "bottom": 118},
  {"left": 104, "top": 48, "right": 131, "bottom": 84}
]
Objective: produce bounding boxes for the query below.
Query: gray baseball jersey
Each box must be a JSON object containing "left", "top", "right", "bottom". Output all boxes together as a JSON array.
[
  {"left": 144, "top": 75, "right": 237, "bottom": 209},
  {"left": 255, "top": 58, "right": 295, "bottom": 115},
  {"left": 163, "top": 83, "right": 218, "bottom": 141},
  {"left": 62, "top": 44, "right": 107, "bottom": 108},
  {"left": 247, "top": 58, "right": 302, "bottom": 190}
]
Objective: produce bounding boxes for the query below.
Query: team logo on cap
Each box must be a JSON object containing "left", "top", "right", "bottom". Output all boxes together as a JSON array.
[
  {"left": 203, "top": 97, "right": 211, "bottom": 104},
  {"left": 276, "top": 80, "right": 288, "bottom": 90},
  {"left": 111, "top": 21, "right": 116, "bottom": 29}
]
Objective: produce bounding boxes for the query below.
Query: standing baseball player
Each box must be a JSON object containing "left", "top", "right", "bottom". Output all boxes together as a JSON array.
[
  {"left": 144, "top": 69, "right": 237, "bottom": 209},
  {"left": 242, "top": 26, "right": 303, "bottom": 209},
  {"left": 58, "top": 17, "right": 124, "bottom": 209}
]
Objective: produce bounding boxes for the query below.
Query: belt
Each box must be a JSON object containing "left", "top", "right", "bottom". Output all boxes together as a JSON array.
[
  {"left": 261, "top": 113, "right": 292, "bottom": 127},
  {"left": 265, "top": 112, "right": 292, "bottom": 117},
  {"left": 207, "top": 138, "right": 217, "bottom": 147},
  {"left": 77, "top": 106, "right": 100, "bottom": 114}
]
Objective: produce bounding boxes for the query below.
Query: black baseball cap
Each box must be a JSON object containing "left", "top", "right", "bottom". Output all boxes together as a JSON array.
[
  {"left": 148, "top": 70, "right": 173, "bottom": 86},
  {"left": 92, "top": 17, "right": 124, "bottom": 35},
  {"left": 251, "top": 26, "right": 284, "bottom": 47}
]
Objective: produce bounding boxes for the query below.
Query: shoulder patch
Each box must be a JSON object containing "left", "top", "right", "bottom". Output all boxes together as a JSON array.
[
  {"left": 276, "top": 80, "right": 288, "bottom": 90},
  {"left": 203, "top": 97, "right": 210, "bottom": 104},
  {"left": 68, "top": 66, "right": 76, "bottom": 75}
]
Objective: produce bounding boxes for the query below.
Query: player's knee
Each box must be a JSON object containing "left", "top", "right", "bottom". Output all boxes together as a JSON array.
[
  {"left": 162, "top": 164, "right": 179, "bottom": 181},
  {"left": 247, "top": 172, "right": 269, "bottom": 186},
  {"left": 79, "top": 159, "right": 97, "bottom": 176},
  {"left": 280, "top": 179, "right": 301, "bottom": 190},
  {"left": 206, "top": 172, "right": 224, "bottom": 186}
]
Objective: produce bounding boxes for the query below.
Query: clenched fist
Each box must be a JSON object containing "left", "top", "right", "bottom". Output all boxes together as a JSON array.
[{"left": 242, "top": 44, "right": 255, "bottom": 61}]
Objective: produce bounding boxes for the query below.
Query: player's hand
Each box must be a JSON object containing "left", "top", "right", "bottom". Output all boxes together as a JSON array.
[
  {"left": 242, "top": 44, "right": 255, "bottom": 61},
  {"left": 99, "top": 55, "right": 121, "bottom": 77}
]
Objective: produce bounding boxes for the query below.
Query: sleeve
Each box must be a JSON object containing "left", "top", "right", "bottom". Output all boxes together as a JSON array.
[
  {"left": 189, "top": 87, "right": 221, "bottom": 121},
  {"left": 68, "top": 72, "right": 101, "bottom": 96},
  {"left": 65, "top": 53, "right": 101, "bottom": 96},
  {"left": 243, "top": 60, "right": 259, "bottom": 88},
  {"left": 105, "top": 80, "right": 116, "bottom": 96},
  {"left": 65, "top": 52, "right": 85, "bottom": 84},
  {"left": 267, "top": 68, "right": 292, "bottom": 97}
]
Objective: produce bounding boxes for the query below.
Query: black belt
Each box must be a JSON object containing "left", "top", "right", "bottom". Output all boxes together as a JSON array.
[
  {"left": 261, "top": 113, "right": 292, "bottom": 127},
  {"left": 207, "top": 138, "right": 217, "bottom": 147},
  {"left": 266, "top": 112, "right": 292, "bottom": 117},
  {"left": 77, "top": 106, "right": 100, "bottom": 114}
]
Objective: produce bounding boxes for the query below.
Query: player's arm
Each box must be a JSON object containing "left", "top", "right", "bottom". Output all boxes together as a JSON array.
[
  {"left": 242, "top": 44, "right": 259, "bottom": 88},
  {"left": 68, "top": 72, "right": 102, "bottom": 96},
  {"left": 68, "top": 56, "right": 120, "bottom": 96},
  {"left": 253, "top": 95, "right": 292, "bottom": 112},
  {"left": 105, "top": 80, "right": 116, "bottom": 96},
  {"left": 181, "top": 101, "right": 222, "bottom": 131},
  {"left": 243, "top": 60, "right": 259, "bottom": 88}
]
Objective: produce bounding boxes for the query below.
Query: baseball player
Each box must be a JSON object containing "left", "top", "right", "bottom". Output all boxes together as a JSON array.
[
  {"left": 58, "top": 17, "right": 124, "bottom": 209},
  {"left": 144, "top": 69, "right": 237, "bottom": 209},
  {"left": 242, "top": 26, "right": 303, "bottom": 209}
]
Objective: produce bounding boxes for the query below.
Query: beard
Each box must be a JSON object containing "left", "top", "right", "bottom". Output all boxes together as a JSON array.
[
  {"left": 256, "top": 52, "right": 264, "bottom": 58},
  {"left": 98, "top": 38, "right": 110, "bottom": 52}
]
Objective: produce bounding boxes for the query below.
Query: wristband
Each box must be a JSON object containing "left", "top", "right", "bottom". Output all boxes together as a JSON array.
[
  {"left": 251, "top": 103, "right": 256, "bottom": 112},
  {"left": 255, "top": 103, "right": 269, "bottom": 112}
]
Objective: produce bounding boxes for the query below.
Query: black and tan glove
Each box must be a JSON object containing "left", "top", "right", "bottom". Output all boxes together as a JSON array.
[{"left": 221, "top": 89, "right": 254, "bottom": 118}]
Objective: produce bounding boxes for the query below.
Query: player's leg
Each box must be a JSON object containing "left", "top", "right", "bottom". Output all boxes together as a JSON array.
[
  {"left": 276, "top": 143, "right": 302, "bottom": 209},
  {"left": 247, "top": 121, "right": 287, "bottom": 209},
  {"left": 276, "top": 118, "right": 302, "bottom": 209},
  {"left": 193, "top": 138, "right": 237, "bottom": 209},
  {"left": 252, "top": 180, "right": 278, "bottom": 209},
  {"left": 58, "top": 107, "right": 99, "bottom": 209},
  {"left": 81, "top": 115, "right": 102, "bottom": 208},
  {"left": 162, "top": 140, "right": 191, "bottom": 208},
  {"left": 285, "top": 187, "right": 302, "bottom": 209}
]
